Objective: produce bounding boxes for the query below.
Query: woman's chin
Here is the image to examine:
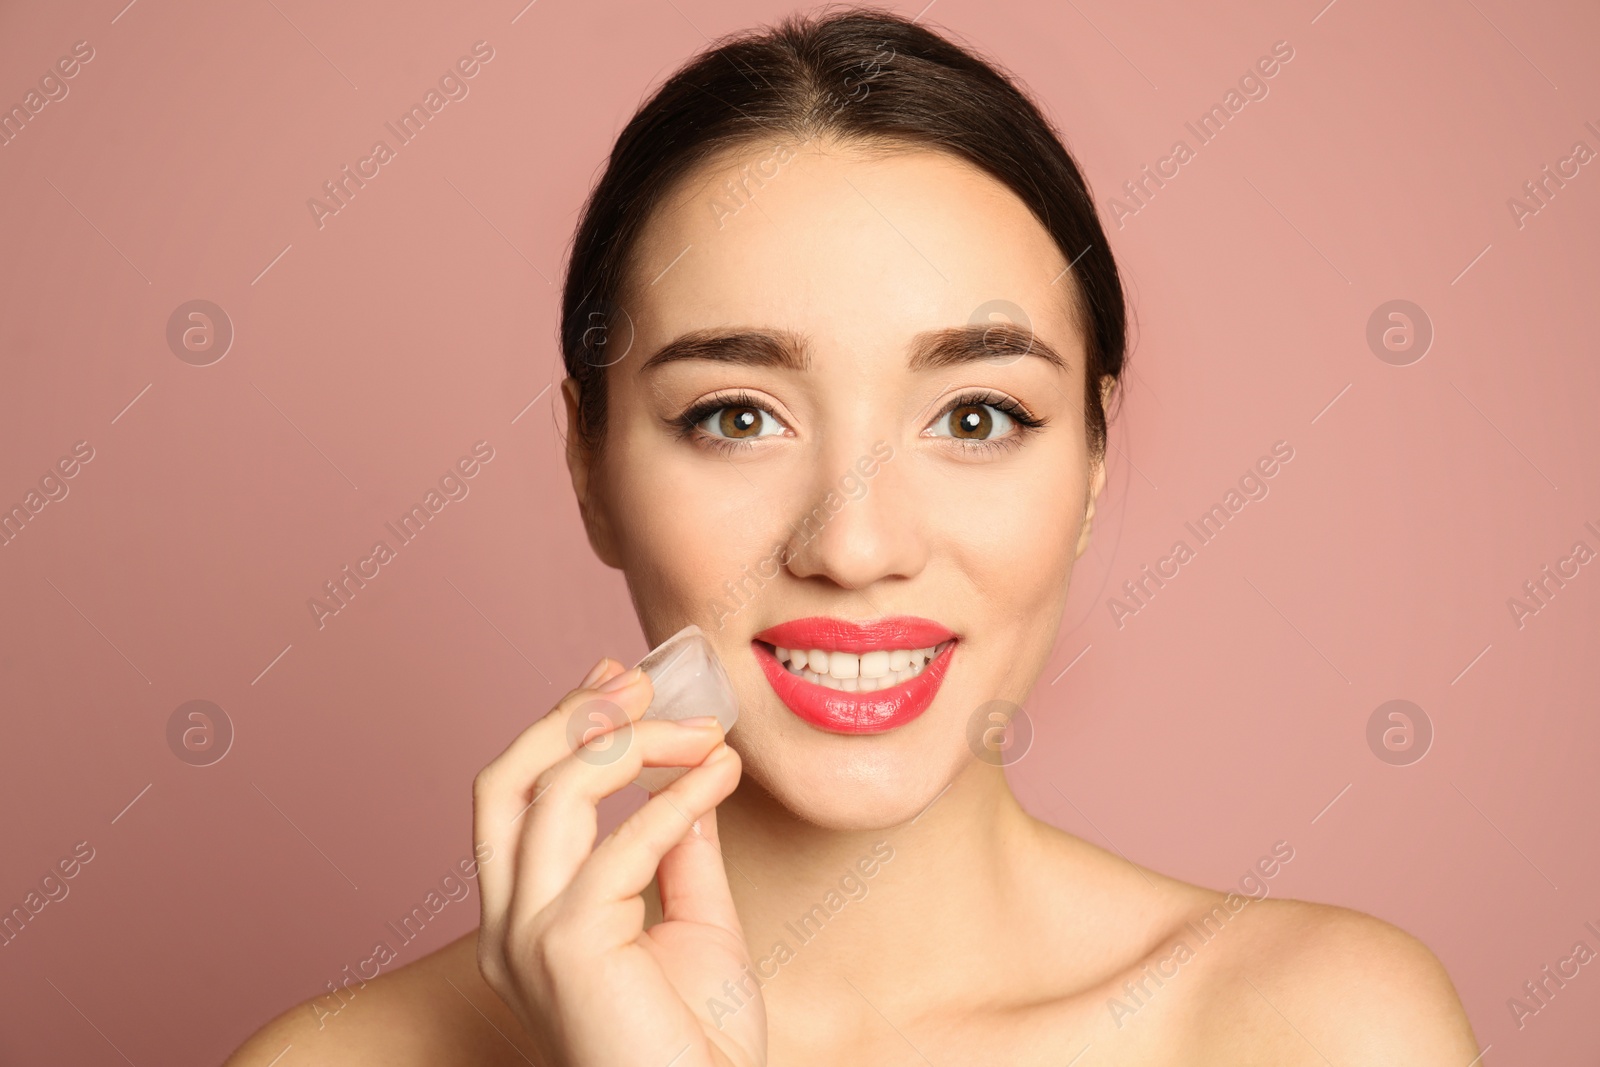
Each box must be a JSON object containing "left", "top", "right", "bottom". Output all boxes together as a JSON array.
[{"left": 730, "top": 725, "right": 973, "bottom": 832}]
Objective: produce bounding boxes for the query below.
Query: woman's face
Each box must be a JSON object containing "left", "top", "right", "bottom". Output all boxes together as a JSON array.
[{"left": 566, "top": 140, "right": 1107, "bottom": 830}]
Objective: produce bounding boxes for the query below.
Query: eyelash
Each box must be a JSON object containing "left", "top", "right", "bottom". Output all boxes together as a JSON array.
[
  {"left": 673, "top": 391, "right": 781, "bottom": 456},
  {"left": 671, "top": 389, "right": 1047, "bottom": 455},
  {"left": 927, "top": 390, "right": 1047, "bottom": 456}
]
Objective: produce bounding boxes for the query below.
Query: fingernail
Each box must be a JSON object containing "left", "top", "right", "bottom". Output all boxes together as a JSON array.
[
  {"left": 678, "top": 716, "right": 720, "bottom": 728},
  {"left": 579, "top": 658, "right": 609, "bottom": 689},
  {"left": 597, "top": 666, "right": 643, "bottom": 693}
]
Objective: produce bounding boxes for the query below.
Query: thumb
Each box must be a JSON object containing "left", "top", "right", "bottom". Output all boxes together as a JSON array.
[{"left": 655, "top": 804, "right": 745, "bottom": 941}]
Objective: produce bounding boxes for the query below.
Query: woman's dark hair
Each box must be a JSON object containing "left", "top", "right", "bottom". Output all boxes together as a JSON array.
[{"left": 561, "top": 4, "right": 1127, "bottom": 459}]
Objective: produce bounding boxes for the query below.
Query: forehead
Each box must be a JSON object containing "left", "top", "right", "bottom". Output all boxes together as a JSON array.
[{"left": 623, "top": 140, "right": 1082, "bottom": 368}]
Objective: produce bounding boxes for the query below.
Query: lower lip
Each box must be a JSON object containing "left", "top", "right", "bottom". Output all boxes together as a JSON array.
[{"left": 753, "top": 641, "right": 955, "bottom": 734}]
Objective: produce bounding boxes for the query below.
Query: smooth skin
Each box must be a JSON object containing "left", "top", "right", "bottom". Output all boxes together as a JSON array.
[{"left": 225, "top": 140, "right": 1481, "bottom": 1065}]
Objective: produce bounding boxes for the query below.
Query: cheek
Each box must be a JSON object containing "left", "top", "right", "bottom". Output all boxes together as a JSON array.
[
  {"left": 941, "top": 454, "right": 1086, "bottom": 603},
  {"left": 602, "top": 433, "right": 787, "bottom": 629}
]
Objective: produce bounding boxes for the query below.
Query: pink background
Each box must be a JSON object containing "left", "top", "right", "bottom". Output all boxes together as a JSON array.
[{"left": 2, "top": 0, "right": 1596, "bottom": 1062}]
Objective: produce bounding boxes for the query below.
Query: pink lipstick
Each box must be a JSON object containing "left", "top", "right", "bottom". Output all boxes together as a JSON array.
[{"left": 752, "top": 616, "right": 957, "bottom": 734}]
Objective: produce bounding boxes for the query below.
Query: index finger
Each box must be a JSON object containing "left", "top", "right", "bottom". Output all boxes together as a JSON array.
[{"left": 472, "top": 661, "right": 653, "bottom": 916}]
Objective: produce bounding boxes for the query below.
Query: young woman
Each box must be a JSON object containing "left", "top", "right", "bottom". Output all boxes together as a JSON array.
[{"left": 227, "top": 7, "right": 1479, "bottom": 1064}]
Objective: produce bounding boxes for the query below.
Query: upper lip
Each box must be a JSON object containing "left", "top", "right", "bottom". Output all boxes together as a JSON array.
[{"left": 752, "top": 616, "right": 956, "bottom": 653}]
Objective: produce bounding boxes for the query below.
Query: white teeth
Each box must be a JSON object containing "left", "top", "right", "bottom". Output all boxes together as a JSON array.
[{"left": 773, "top": 640, "right": 952, "bottom": 692}]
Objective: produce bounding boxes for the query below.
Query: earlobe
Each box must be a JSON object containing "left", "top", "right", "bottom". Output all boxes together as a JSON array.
[
  {"left": 1075, "top": 454, "right": 1107, "bottom": 559},
  {"left": 562, "top": 377, "right": 622, "bottom": 568}
]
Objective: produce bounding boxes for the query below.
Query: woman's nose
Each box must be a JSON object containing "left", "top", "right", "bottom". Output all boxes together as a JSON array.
[{"left": 777, "top": 440, "right": 928, "bottom": 591}]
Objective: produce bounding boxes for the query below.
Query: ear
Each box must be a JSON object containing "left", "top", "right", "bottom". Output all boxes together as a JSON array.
[
  {"left": 1075, "top": 375, "right": 1117, "bottom": 559},
  {"left": 562, "top": 376, "right": 622, "bottom": 569}
]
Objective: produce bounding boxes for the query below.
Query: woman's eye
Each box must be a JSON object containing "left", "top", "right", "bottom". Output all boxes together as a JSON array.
[
  {"left": 697, "top": 403, "right": 784, "bottom": 440},
  {"left": 928, "top": 402, "right": 1017, "bottom": 441}
]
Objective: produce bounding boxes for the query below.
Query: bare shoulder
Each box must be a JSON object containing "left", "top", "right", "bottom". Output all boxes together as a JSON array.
[
  {"left": 1023, "top": 821, "right": 1479, "bottom": 1063},
  {"left": 222, "top": 930, "right": 536, "bottom": 1067},
  {"left": 1188, "top": 894, "right": 1482, "bottom": 1064}
]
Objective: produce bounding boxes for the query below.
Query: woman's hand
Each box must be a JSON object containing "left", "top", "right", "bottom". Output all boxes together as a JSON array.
[{"left": 473, "top": 657, "right": 764, "bottom": 1067}]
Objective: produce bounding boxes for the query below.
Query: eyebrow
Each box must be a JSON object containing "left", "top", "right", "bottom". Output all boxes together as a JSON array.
[{"left": 637, "top": 322, "right": 1070, "bottom": 374}]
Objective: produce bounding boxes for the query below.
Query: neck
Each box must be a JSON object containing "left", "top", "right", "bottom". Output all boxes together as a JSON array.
[{"left": 712, "top": 756, "right": 1044, "bottom": 1018}]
